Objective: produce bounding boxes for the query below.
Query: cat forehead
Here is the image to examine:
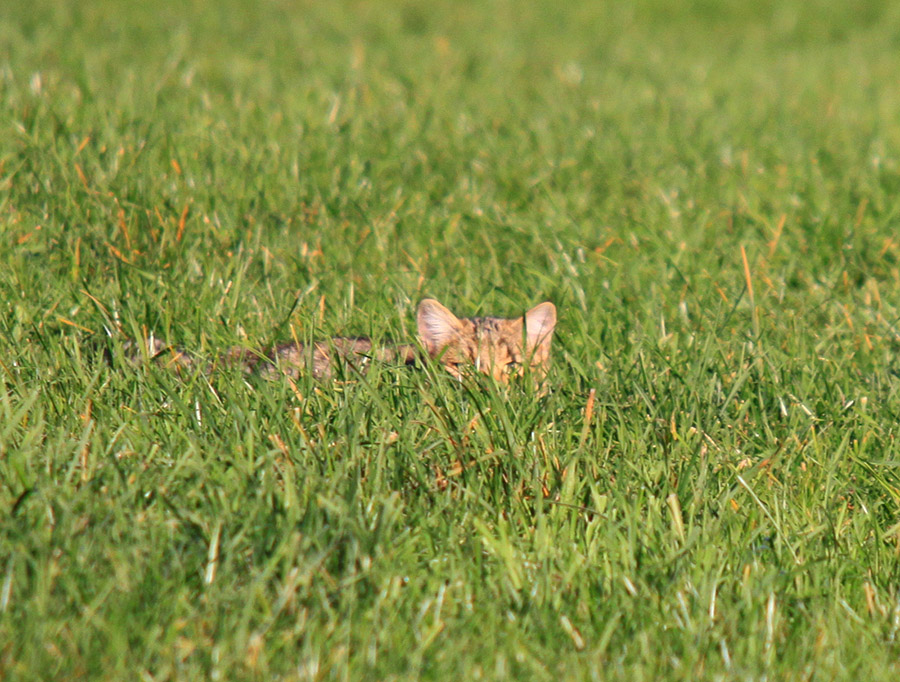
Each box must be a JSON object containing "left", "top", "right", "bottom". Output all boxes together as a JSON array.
[{"left": 464, "top": 316, "right": 519, "bottom": 334}]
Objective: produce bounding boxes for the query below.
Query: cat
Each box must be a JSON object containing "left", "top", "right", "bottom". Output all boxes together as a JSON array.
[
  {"left": 129, "top": 298, "right": 557, "bottom": 384},
  {"left": 416, "top": 298, "right": 556, "bottom": 383}
]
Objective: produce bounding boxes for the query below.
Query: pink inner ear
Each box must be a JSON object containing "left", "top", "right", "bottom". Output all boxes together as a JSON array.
[
  {"left": 417, "top": 299, "right": 463, "bottom": 354},
  {"left": 525, "top": 302, "right": 556, "bottom": 349}
]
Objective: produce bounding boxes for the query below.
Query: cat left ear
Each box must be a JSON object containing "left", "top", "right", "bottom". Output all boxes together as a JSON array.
[
  {"left": 417, "top": 298, "right": 464, "bottom": 356},
  {"left": 524, "top": 302, "right": 556, "bottom": 352}
]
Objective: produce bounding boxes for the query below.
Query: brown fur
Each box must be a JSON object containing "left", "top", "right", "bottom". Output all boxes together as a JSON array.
[
  {"left": 416, "top": 299, "right": 556, "bottom": 384},
  {"left": 129, "top": 298, "right": 556, "bottom": 384}
]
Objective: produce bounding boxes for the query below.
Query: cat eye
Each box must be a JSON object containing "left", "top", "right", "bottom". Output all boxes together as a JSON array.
[{"left": 506, "top": 361, "right": 521, "bottom": 373}]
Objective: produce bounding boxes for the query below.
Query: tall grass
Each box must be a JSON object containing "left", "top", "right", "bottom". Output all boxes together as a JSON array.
[{"left": 2, "top": 0, "right": 900, "bottom": 679}]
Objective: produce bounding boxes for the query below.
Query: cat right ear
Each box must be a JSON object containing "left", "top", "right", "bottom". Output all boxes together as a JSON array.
[
  {"left": 417, "top": 299, "right": 464, "bottom": 355},
  {"left": 524, "top": 301, "right": 557, "bottom": 353}
]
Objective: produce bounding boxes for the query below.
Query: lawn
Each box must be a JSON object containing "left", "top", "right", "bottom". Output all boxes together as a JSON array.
[{"left": 2, "top": 0, "right": 900, "bottom": 679}]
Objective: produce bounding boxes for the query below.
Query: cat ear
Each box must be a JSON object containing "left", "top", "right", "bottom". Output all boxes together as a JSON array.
[
  {"left": 417, "top": 299, "right": 465, "bottom": 355},
  {"left": 524, "top": 302, "right": 556, "bottom": 352}
]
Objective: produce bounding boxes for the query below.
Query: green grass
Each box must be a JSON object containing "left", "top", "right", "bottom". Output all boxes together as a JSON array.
[{"left": 3, "top": 0, "right": 900, "bottom": 679}]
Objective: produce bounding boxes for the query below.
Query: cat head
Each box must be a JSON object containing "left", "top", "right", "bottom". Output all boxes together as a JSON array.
[{"left": 416, "top": 298, "right": 557, "bottom": 384}]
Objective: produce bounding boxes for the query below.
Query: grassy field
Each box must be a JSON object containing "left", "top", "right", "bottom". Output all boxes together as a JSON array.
[{"left": 3, "top": 0, "right": 900, "bottom": 679}]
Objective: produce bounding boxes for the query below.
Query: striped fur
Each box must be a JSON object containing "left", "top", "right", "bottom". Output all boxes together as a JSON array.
[{"left": 128, "top": 298, "right": 556, "bottom": 384}]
